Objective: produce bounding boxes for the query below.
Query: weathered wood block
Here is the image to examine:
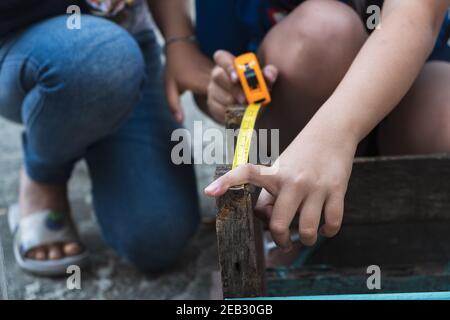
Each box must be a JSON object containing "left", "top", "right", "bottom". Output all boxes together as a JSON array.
[
  {"left": 225, "top": 105, "right": 246, "bottom": 129},
  {"left": 215, "top": 165, "right": 265, "bottom": 299}
]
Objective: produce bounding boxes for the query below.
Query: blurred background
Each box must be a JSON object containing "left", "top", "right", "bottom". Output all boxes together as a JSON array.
[{"left": 0, "top": 92, "right": 224, "bottom": 300}]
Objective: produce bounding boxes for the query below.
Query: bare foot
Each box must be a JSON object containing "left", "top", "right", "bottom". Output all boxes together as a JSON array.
[{"left": 19, "top": 170, "right": 82, "bottom": 260}]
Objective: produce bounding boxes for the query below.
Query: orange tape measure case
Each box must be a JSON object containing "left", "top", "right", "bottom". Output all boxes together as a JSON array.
[{"left": 234, "top": 52, "right": 271, "bottom": 106}]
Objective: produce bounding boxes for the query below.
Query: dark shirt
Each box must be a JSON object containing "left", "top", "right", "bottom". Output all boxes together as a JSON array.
[{"left": 0, "top": 0, "right": 86, "bottom": 38}]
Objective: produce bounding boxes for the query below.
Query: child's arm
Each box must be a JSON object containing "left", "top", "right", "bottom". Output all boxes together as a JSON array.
[
  {"left": 205, "top": 0, "right": 450, "bottom": 249},
  {"left": 313, "top": 0, "right": 449, "bottom": 148},
  {"left": 148, "top": 0, "right": 213, "bottom": 122}
]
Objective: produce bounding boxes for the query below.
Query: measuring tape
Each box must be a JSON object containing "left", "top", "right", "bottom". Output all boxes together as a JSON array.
[
  {"left": 232, "top": 53, "right": 271, "bottom": 169},
  {"left": 232, "top": 103, "right": 261, "bottom": 168}
]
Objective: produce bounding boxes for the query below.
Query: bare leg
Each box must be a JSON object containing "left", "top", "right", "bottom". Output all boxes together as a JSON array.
[
  {"left": 379, "top": 61, "right": 450, "bottom": 155},
  {"left": 19, "top": 171, "right": 82, "bottom": 260},
  {"left": 257, "top": 0, "right": 368, "bottom": 151}
]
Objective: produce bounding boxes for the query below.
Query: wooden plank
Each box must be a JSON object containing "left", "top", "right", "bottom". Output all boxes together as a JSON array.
[
  {"left": 344, "top": 154, "right": 450, "bottom": 225},
  {"left": 215, "top": 167, "right": 265, "bottom": 298},
  {"left": 215, "top": 105, "right": 265, "bottom": 298},
  {"left": 306, "top": 222, "right": 450, "bottom": 267}
]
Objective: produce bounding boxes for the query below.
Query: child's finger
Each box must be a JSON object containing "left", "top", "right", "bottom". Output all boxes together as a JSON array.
[
  {"left": 298, "top": 192, "right": 325, "bottom": 246},
  {"left": 319, "top": 192, "right": 345, "bottom": 238},
  {"left": 211, "top": 66, "right": 246, "bottom": 104},
  {"left": 269, "top": 189, "right": 302, "bottom": 251},
  {"left": 211, "top": 66, "right": 234, "bottom": 89},
  {"left": 204, "top": 164, "right": 278, "bottom": 197},
  {"left": 213, "top": 50, "right": 238, "bottom": 83},
  {"left": 263, "top": 65, "right": 279, "bottom": 88},
  {"left": 209, "top": 82, "right": 235, "bottom": 106},
  {"left": 206, "top": 97, "right": 226, "bottom": 124},
  {"left": 255, "top": 189, "right": 275, "bottom": 222}
]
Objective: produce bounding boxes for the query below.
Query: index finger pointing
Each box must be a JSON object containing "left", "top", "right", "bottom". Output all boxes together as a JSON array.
[{"left": 204, "top": 164, "right": 278, "bottom": 197}]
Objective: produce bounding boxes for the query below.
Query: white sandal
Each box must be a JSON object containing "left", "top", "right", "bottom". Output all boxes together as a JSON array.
[{"left": 8, "top": 204, "right": 89, "bottom": 276}]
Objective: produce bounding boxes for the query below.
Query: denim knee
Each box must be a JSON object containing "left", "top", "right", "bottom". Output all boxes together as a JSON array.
[
  {"left": 3, "top": 15, "right": 147, "bottom": 183},
  {"left": 21, "top": 15, "right": 146, "bottom": 130},
  {"left": 112, "top": 206, "right": 200, "bottom": 273}
]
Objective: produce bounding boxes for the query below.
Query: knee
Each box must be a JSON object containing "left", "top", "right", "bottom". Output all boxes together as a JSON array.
[
  {"left": 32, "top": 16, "right": 145, "bottom": 120},
  {"left": 119, "top": 221, "right": 199, "bottom": 272},
  {"left": 291, "top": 0, "right": 366, "bottom": 48},
  {"left": 261, "top": 0, "right": 366, "bottom": 88},
  {"left": 111, "top": 207, "right": 200, "bottom": 272}
]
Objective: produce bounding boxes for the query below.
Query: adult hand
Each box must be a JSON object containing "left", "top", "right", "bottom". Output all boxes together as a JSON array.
[
  {"left": 165, "top": 41, "right": 214, "bottom": 122},
  {"left": 207, "top": 50, "right": 278, "bottom": 123}
]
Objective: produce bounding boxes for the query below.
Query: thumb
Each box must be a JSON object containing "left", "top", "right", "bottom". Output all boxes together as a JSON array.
[
  {"left": 263, "top": 65, "right": 279, "bottom": 88},
  {"left": 213, "top": 50, "right": 239, "bottom": 83},
  {"left": 165, "top": 78, "right": 184, "bottom": 123}
]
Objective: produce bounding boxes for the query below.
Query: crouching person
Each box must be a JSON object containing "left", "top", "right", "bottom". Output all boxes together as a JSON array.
[{"left": 0, "top": 0, "right": 199, "bottom": 276}]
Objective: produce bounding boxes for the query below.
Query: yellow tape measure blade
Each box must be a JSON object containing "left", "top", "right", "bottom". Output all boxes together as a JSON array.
[{"left": 232, "top": 103, "right": 261, "bottom": 169}]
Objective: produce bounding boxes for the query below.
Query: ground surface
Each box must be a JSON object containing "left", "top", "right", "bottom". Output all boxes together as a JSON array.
[{"left": 0, "top": 93, "right": 223, "bottom": 300}]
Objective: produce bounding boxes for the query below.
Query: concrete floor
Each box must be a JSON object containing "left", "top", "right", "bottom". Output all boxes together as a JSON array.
[{"left": 0, "top": 93, "right": 223, "bottom": 300}]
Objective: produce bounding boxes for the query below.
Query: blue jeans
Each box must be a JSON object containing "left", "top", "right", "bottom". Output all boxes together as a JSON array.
[{"left": 0, "top": 15, "right": 200, "bottom": 272}]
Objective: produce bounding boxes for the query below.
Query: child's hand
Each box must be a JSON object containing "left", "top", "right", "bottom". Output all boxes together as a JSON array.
[
  {"left": 208, "top": 50, "right": 278, "bottom": 123},
  {"left": 205, "top": 125, "right": 357, "bottom": 249}
]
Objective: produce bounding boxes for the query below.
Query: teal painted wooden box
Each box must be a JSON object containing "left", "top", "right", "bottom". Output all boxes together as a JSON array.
[{"left": 216, "top": 155, "right": 450, "bottom": 300}]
